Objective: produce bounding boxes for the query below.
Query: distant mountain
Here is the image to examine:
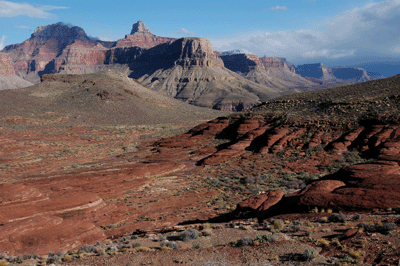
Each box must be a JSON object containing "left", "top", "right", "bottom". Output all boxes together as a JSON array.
[
  {"left": 1, "top": 21, "right": 173, "bottom": 84},
  {"left": 296, "top": 63, "right": 384, "bottom": 83},
  {"left": 220, "top": 54, "right": 343, "bottom": 92}
]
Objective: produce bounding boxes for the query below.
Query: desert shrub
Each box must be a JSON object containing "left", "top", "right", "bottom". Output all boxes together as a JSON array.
[
  {"left": 32, "top": 253, "right": 40, "bottom": 259},
  {"left": 303, "top": 247, "right": 318, "bottom": 261},
  {"left": 192, "top": 243, "right": 201, "bottom": 249},
  {"left": 394, "top": 206, "right": 400, "bottom": 214},
  {"left": 256, "top": 234, "right": 277, "bottom": 243},
  {"left": 95, "top": 241, "right": 102, "bottom": 246},
  {"left": 358, "top": 222, "right": 396, "bottom": 234},
  {"left": 158, "top": 235, "right": 167, "bottom": 241},
  {"left": 375, "top": 223, "right": 396, "bottom": 235},
  {"left": 14, "top": 256, "right": 22, "bottom": 263},
  {"left": 22, "top": 254, "right": 31, "bottom": 260},
  {"left": 131, "top": 242, "right": 142, "bottom": 248},
  {"left": 357, "top": 222, "right": 373, "bottom": 231},
  {"left": 236, "top": 237, "right": 254, "bottom": 247},
  {"left": 46, "top": 255, "right": 60, "bottom": 264},
  {"left": 106, "top": 246, "right": 118, "bottom": 252},
  {"left": 318, "top": 238, "right": 330, "bottom": 247},
  {"left": 178, "top": 229, "right": 199, "bottom": 242},
  {"left": 271, "top": 219, "right": 284, "bottom": 230},
  {"left": 161, "top": 241, "right": 180, "bottom": 249},
  {"left": 353, "top": 213, "right": 361, "bottom": 220},
  {"left": 62, "top": 254, "right": 72, "bottom": 261},
  {"left": 289, "top": 225, "right": 301, "bottom": 232},
  {"left": 328, "top": 213, "right": 347, "bottom": 223},
  {"left": 47, "top": 251, "right": 55, "bottom": 257},
  {"left": 201, "top": 229, "right": 213, "bottom": 236},
  {"left": 0, "top": 254, "right": 4, "bottom": 260},
  {"left": 79, "top": 244, "right": 97, "bottom": 253}
]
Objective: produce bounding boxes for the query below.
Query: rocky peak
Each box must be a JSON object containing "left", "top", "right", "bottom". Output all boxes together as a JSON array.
[
  {"left": 130, "top": 21, "right": 153, "bottom": 37},
  {"left": 172, "top": 38, "right": 224, "bottom": 68},
  {"left": 31, "top": 22, "right": 91, "bottom": 42}
]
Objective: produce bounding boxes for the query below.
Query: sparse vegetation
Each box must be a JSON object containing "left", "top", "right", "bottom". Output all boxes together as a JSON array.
[
  {"left": 178, "top": 229, "right": 199, "bottom": 242},
  {"left": 328, "top": 213, "right": 347, "bottom": 223},
  {"left": 303, "top": 247, "right": 318, "bottom": 261}
]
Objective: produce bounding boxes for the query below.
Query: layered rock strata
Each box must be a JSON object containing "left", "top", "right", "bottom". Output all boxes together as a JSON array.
[{"left": 129, "top": 38, "right": 281, "bottom": 111}]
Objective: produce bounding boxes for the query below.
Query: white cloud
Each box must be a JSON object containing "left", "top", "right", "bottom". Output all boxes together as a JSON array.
[
  {"left": 0, "top": 35, "right": 6, "bottom": 50},
  {"left": 178, "top": 28, "right": 194, "bottom": 36},
  {"left": 269, "top": 5, "right": 287, "bottom": 12},
  {"left": 16, "top": 25, "right": 30, "bottom": 29},
  {"left": 212, "top": 0, "right": 400, "bottom": 65},
  {"left": 98, "top": 36, "right": 115, "bottom": 42},
  {"left": 0, "top": 1, "right": 68, "bottom": 18}
]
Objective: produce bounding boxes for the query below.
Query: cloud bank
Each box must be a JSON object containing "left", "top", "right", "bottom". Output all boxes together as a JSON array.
[
  {"left": 0, "top": 1, "right": 68, "bottom": 18},
  {"left": 213, "top": 0, "right": 400, "bottom": 66}
]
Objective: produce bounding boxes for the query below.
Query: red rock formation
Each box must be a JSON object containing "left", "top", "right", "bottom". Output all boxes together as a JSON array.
[{"left": 3, "top": 23, "right": 99, "bottom": 83}]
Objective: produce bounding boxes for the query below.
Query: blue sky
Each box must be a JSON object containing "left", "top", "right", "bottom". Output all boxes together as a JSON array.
[{"left": 1, "top": 0, "right": 400, "bottom": 76}]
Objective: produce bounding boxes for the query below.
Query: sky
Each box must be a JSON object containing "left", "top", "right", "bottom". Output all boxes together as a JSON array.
[{"left": 1, "top": 0, "right": 400, "bottom": 77}]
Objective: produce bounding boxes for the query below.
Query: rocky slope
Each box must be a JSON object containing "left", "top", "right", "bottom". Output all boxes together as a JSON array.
[
  {"left": 150, "top": 74, "right": 400, "bottom": 220},
  {"left": 296, "top": 63, "right": 384, "bottom": 83},
  {"left": 128, "top": 38, "right": 282, "bottom": 111},
  {"left": 0, "top": 70, "right": 228, "bottom": 125}
]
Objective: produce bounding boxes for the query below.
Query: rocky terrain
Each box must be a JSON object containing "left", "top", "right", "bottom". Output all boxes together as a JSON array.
[{"left": 0, "top": 71, "right": 399, "bottom": 265}]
